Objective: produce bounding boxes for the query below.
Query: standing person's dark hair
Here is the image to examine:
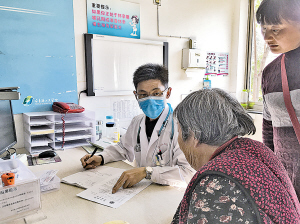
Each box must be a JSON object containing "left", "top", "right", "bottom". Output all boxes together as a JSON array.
[{"left": 256, "top": 0, "right": 300, "bottom": 25}]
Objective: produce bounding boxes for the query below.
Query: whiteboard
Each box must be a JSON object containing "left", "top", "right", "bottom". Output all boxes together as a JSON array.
[{"left": 85, "top": 34, "right": 168, "bottom": 96}]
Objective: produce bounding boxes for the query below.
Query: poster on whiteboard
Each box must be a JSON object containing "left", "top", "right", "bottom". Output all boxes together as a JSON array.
[{"left": 87, "top": 0, "right": 140, "bottom": 39}]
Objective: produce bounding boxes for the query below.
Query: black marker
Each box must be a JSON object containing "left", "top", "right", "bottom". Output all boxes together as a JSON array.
[{"left": 84, "top": 147, "right": 99, "bottom": 168}]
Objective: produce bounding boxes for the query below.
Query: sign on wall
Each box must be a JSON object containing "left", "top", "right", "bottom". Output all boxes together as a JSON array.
[
  {"left": 205, "top": 52, "right": 229, "bottom": 76},
  {"left": 87, "top": 0, "right": 140, "bottom": 39}
]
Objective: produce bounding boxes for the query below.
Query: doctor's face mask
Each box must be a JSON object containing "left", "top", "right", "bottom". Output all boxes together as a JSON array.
[
  {"left": 138, "top": 96, "right": 166, "bottom": 119},
  {"left": 135, "top": 79, "right": 169, "bottom": 119}
]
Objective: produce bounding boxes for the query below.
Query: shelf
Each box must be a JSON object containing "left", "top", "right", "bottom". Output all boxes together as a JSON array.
[
  {"left": 55, "top": 131, "right": 92, "bottom": 142},
  {"left": 23, "top": 110, "right": 96, "bottom": 153},
  {"left": 31, "top": 136, "right": 53, "bottom": 147},
  {"left": 54, "top": 115, "right": 93, "bottom": 124},
  {"left": 30, "top": 146, "right": 53, "bottom": 154},
  {"left": 53, "top": 139, "right": 90, "bottom": 150},
  {"left": 30, "top": 126, "right": 54, "bottom": 135},
  {"left": 55, "top": 124, "right": 93, "bottom": 133},
  {"left": 30, "top": 117, "right": 53, "bottom": 126}
]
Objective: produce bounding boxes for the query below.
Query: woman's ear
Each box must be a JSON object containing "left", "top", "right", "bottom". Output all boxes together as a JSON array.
[
  {"left": 195, "top": 139, "right": 202, "bottom": 148},
  {"left": 166, "top": 87, "right": 172, "bottom": 99}
]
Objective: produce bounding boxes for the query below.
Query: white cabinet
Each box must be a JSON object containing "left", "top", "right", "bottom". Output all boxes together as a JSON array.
[{"left": 23, "top": 111, "right": 95, "bottom": 154}]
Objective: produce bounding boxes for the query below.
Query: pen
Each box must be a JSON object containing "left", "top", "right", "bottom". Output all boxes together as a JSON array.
[
  {"left": 84, "top": 147, "right": 99, "bottom": 168},
  {"left": 155, "top": 155, "right": 160, "bottom": 166}
]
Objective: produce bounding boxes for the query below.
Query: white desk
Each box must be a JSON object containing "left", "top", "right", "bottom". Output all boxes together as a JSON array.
[{"left": 10, "top": 147, "right": 184, "bottom": 224}]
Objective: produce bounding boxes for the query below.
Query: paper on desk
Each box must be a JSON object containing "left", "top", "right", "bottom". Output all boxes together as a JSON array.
[
  {"left": 61, "top": 166, "right": 126, "bottom": 189},
  {"left": 77, "top": 177, "right": 151, "bottom": 208}
]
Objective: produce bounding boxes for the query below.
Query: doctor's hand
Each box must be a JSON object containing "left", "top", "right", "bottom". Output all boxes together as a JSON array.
[
  {"left": 112, "top": 167, "right": 147, "bottom": 194},
  {"left": 80, "top": 154, "right": 102, "bottom": 169}
]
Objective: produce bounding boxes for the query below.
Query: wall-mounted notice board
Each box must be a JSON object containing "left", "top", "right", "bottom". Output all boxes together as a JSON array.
[
  {"left": 84, "top": 34, "right": 168, "bottom": 96},
  {"left": 0, "top": 0, "right": 77, "bottom": 114}
]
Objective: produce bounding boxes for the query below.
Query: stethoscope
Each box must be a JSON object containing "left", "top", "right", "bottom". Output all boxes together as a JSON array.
[{"left": 134, "top": 103, "right": 174, "bottom": 167}]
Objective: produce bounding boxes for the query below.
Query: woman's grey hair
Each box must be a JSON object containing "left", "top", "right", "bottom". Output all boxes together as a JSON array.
[{"left": 174, "top": 88, "right": 256, "bottom": 146}]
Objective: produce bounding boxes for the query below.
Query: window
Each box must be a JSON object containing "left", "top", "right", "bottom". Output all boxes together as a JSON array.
[{"left": 246, "top": 0, "right": 280, "bottom": 106}]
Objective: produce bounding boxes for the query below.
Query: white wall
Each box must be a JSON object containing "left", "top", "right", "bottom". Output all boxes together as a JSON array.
[
  {"left": 77, "top": 0, "right": 250, "bottom": 121},
  {"left": 14, "top": 0, "right": 257, "bottom": 149}
]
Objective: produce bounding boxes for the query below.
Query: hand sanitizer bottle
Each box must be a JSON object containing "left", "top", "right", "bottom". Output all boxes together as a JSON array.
[{"left": 105, "top": 116, "right": 114, "bottom": 140}]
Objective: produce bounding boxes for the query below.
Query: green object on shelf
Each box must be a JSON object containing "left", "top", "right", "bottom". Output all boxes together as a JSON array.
[
  {"left": 241, "top": 103, "right": 247, "bottom": 109},
  {"left": 248, "top": 102, "right": 255, "bottom": 109}
]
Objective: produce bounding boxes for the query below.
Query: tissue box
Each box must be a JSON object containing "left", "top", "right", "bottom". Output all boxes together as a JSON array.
[{"left": 0, "top": 159, "right": 41, "bottom": 223}]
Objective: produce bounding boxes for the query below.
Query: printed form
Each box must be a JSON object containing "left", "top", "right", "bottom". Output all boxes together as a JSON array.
[
  {"left": 77, "top": 177, "right": 151, "bottom": 208},
  {"left": 61, "top": 166, "right": 151, "bottom": 208}
]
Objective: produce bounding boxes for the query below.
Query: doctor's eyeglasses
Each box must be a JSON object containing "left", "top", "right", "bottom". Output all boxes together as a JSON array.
[{"left": 135, "top": 88, "right": 169, "bottom": 99}]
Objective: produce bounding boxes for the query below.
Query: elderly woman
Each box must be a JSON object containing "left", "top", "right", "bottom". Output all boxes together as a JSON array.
[{"left": 172, "top": 88, "right": 300, "bottom": 224}]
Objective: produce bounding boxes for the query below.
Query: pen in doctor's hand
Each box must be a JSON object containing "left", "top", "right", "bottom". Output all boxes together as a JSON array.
[{"left": 83, "top": 147, "right": 98, "bottom": 168}]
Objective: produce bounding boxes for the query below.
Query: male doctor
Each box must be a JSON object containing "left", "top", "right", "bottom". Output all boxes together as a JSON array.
[{"left": 80, "top": 63, "right": 195, "bottom": 193}]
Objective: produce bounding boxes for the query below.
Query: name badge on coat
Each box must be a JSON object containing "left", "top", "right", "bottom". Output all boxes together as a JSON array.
[{"left": 134, "top": 143, "right": 141, "bottom": 152}]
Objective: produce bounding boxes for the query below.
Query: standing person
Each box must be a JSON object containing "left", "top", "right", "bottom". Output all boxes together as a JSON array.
[
  {"left": 172, "top": 88, "right": 300, "bottom": 223},
  {"left": 80, "top": 63, "right": 195, "bottom": 193},
  {"left": 256, "top": 0, "right": 300, "bottom": 198}
]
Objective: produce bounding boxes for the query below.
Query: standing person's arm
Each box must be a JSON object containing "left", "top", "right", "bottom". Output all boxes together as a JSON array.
[
  {"left": 261, "top": 69, "right": 274, "bottom": 151},
  {"left": 262, "top": 97, "right": 274, "bottom": 151}
]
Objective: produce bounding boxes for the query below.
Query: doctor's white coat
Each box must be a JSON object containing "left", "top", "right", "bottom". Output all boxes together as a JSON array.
[{"left": 100, "top": 104, "right": 195, "bottom": 185}]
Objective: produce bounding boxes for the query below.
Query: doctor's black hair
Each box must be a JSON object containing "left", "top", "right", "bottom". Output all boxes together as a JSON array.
[
  {"left": 133, "top": 63, "right": 168, "bottom": 89},
  {"left": 256, "top": 0, "right": 300, "bottom": 25}
]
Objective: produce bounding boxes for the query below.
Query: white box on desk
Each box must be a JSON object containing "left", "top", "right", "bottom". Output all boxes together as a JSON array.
[{"left": 0, "top": 159, "right": 41, "bottom": 223}]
